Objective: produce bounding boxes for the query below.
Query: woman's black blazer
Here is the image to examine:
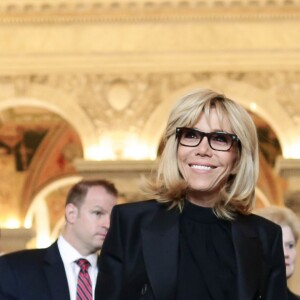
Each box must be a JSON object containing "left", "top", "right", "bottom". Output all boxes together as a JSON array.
[{"left": 96, "top": 200, "right": 287, "bottom": 300}]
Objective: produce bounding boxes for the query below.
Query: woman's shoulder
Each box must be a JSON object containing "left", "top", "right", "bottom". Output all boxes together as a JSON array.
[
  {"left": 250, "top": 212, "right": 281, "bottom": 226},
  {"left": 112, "top": 199, "right": 174, "bottom": 227},
  {"left": 114, "top": 199, "right": 167, "bottom": 215},
  {"left": 233, "top": 213, "right": 283, "bottom": 250},
  {"left": 239, "top": 212, "right": 281, "bottom": 227},
  {"left": 116, "top": 199, "right": 159, "bottom": 208},
  {"left": 236, "top": 212, "right": 282, "bottom": 236},
  {"left": 288, "top": 288, "right": 300, "bottom": 300}
]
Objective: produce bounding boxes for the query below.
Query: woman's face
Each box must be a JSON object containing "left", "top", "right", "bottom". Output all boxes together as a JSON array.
[
  {"left": 177, "top": 108, "right": 238, "bottom": 206},
  {"left": 282, "top": 225, "right": 297, "bottom": 279}
]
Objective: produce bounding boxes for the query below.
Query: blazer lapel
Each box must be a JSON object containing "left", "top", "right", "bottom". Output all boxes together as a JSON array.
[
  {"left": 141, "top": 205, "right": 179, "bottom": 300},
  {"left": 43, "top": 242, "right": 70, "bottom": 299},
  {"left": 232, "top": 216, "right": 264, "bottom": 300}
]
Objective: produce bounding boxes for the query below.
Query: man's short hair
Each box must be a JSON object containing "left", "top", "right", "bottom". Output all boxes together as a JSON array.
[{"left": 66, "top": 179, "right": 118, "bottom": 207}]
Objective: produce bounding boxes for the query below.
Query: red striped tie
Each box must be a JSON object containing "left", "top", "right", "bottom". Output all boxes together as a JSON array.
[{"left": 76, "top": 259, "right": 93, "bottom": 300}]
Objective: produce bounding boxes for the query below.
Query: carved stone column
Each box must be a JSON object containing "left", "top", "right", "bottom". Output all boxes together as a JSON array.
[
  {"left": 275, "top": 157, "right": 300, "bottom": 212},
  {"left": 0, "top": 228, "right": 35, "bottom": 254}
]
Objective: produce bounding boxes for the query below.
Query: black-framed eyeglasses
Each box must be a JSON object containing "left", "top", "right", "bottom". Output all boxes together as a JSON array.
[{"left": 176, "top": 127, "right": 240, "bottom": 152}]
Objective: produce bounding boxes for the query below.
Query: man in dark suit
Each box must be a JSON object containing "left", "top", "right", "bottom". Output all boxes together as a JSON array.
[{"left": 0, "top": 179, "right": 118, "bottom": 300}]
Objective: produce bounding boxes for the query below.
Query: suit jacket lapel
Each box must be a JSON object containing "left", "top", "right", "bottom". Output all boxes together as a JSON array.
[
  {"left": 141, "top": 205, "right": 179, "bottom": 300},
  {"left": 43, "top": 242, "right": 70, "bottom": 299},
  {"left": 232, "top": 216, "right": 264, "bottom": 300},
  {"left": 141, "top": 208, "right": 264, "bottom": 300}
]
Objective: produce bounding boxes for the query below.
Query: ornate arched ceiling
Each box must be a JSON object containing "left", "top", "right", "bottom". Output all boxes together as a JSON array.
[
  {"left": 0, "top": 0, "right": 299, "bottom": 160},
  {"left": 0, "top": 0, "right": 300, "bottom": 252}
]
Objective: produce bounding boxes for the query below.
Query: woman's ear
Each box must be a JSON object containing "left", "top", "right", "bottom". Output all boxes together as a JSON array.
[{"left": 65, "top": 203, "right": 78, "bottom": 224}]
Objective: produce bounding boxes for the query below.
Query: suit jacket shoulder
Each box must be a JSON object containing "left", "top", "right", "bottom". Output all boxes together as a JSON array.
[
  {"left": 0, "top": 247, "right": 47, "bottom": 267},
  {"left": 232, "top": 212, "right": 287, "bottom": 300},
  {"left": 244, "top": 213, "right": 283, "bottom": 247},
  {"left": 0, "top": 242, "right": 70, "bottom": 300},
  {"left": 115, "top": 199, "right": 162, "bottom": 213}
]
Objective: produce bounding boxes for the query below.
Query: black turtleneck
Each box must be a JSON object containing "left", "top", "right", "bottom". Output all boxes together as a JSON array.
[{"left": 176, "top": 200, "right": 237, "bottom": 300}]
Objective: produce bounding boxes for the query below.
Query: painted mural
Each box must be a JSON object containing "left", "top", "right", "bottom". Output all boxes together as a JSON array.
[{"left": 0, "top": 107, "right": 83, "bottom": 228}]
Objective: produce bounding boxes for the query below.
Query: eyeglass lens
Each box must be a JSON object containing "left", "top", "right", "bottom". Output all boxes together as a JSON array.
[{"left": 177, "top": 127, "right": 236, "bottom": 151}]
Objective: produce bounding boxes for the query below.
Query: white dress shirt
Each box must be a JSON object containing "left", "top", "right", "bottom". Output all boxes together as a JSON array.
[{"left": 57, "top": 235, "right": 98, "bottom": 300}]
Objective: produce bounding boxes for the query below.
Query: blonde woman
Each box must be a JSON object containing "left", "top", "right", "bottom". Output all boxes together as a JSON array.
[{"left": 96, "top": 88, "right": 287, "bottom": 300}]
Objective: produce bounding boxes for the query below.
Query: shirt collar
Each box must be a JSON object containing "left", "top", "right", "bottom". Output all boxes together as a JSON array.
[{"left": 57, "top": 235, "right": 98, "bottom": 269}]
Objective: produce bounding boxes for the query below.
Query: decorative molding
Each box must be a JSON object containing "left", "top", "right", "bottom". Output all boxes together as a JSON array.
[
  {"left": 275, "top": 157, "right": 300, "bottom": 178},
  {"left": 1, "top": 0, "right": 300, "bottom": 10},
  {"left": 74, "top": 158, "right": 157, "bottom": 174},
  {"left": 0, "top": 0, "right": 300, "bottom": 23},
  {"left": 275, "top": 75, "right": 300, "bottom": 126},
  {"left": 1, "top": 71, "right": 300, "bottom": 133},
  {"left": 73, "top": 159, "right": 158, "bottom": 201},
  {"left": 0, "top": 73, "right": 166, "bottom": 135},
  {"left": 2, "top": 52, "right": 300, "bottom": 75}
]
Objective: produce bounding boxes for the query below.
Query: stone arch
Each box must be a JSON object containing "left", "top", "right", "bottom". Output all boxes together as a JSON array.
[
  {"left": 24, "top": 175, "right": 82, "bottom": 248},
  {"left": 0, "top": 83, "right": 98, "bottom": 159}
]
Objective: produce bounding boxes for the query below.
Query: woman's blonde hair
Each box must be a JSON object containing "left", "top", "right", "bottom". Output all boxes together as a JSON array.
[
  {"left": 255, "top": 206, "right": 300, "bottom": 242},
  {"left": 143, "top": 88, "right": 259, "bottom": 220}
]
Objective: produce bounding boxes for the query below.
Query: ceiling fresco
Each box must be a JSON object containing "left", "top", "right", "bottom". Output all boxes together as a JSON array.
[{"left": 0, "top": 106, "right": 83, "bottom": 226}]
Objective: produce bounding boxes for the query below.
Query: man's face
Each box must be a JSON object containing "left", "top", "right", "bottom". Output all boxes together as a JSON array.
[{"left": 67, "top": 185, "right": 117, "bottom": 256}]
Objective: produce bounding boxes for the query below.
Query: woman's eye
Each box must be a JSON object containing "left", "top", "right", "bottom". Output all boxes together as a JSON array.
[
  {"left": 184, "top": 130, "right": 197, "bottom": 139},
  {"left": 212, "top": 133, "right": 228, "bottom": 144}
]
